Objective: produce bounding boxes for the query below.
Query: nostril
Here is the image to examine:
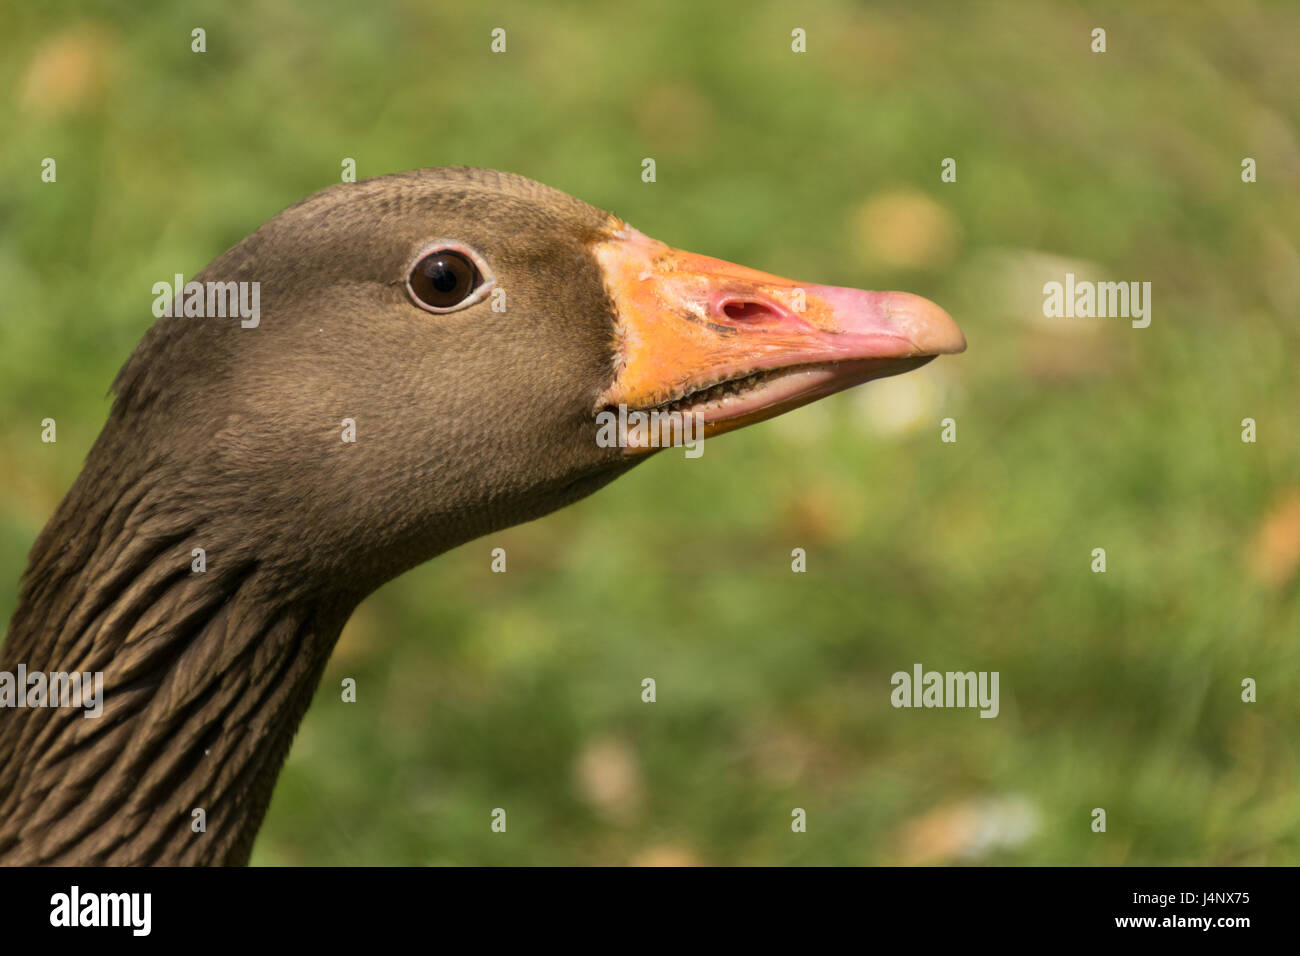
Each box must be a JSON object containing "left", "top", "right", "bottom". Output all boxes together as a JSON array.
[{"left": 721, "top": 299, "right": 780, "bottom": 322}]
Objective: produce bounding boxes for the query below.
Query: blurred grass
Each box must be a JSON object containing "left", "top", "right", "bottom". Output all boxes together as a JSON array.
[{"left": 1, "top": 0, "right": 1297, "bottom": 864}]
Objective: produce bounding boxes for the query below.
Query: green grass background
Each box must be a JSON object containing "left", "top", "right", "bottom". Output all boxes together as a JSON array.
[{"left": 1, "top": 0, "right": 1297, "bottom": 864}]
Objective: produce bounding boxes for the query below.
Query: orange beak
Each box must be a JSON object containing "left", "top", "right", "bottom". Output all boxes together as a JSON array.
[{"left": 593, "top": 225, "right": 965, "bottom": 450}]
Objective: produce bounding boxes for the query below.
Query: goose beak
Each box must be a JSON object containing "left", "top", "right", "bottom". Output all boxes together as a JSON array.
[{"left": 593, "top": 225, "right": 965, "bottom": 447}]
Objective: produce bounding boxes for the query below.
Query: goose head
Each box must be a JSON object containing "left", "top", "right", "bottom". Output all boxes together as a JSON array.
[{"left": 117, "top": 167, "right": 963, "bottom": 596}]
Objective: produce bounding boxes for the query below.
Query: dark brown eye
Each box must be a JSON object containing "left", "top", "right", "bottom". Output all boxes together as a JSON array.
[{"left": 408, "top": 249, "right": 482, "bottom": 311}]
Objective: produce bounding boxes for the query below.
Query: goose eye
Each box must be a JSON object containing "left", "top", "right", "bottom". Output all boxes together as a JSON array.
[{"left": 408, "top": 249, "right": 483, "bottom": 311}]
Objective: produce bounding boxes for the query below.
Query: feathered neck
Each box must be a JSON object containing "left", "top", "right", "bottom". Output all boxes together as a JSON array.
[{"left": 0, "top": 422, "right": 355, "bottom": 864}]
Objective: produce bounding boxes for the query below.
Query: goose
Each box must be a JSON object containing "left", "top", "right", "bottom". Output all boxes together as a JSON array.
[{"left": 0, "top": 167, "right": 964, "bottom": 865}]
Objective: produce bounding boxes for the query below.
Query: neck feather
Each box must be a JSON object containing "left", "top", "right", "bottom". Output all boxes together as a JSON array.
[{"left": 0, "top": 446, "right": 353, "bottom": 865}]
